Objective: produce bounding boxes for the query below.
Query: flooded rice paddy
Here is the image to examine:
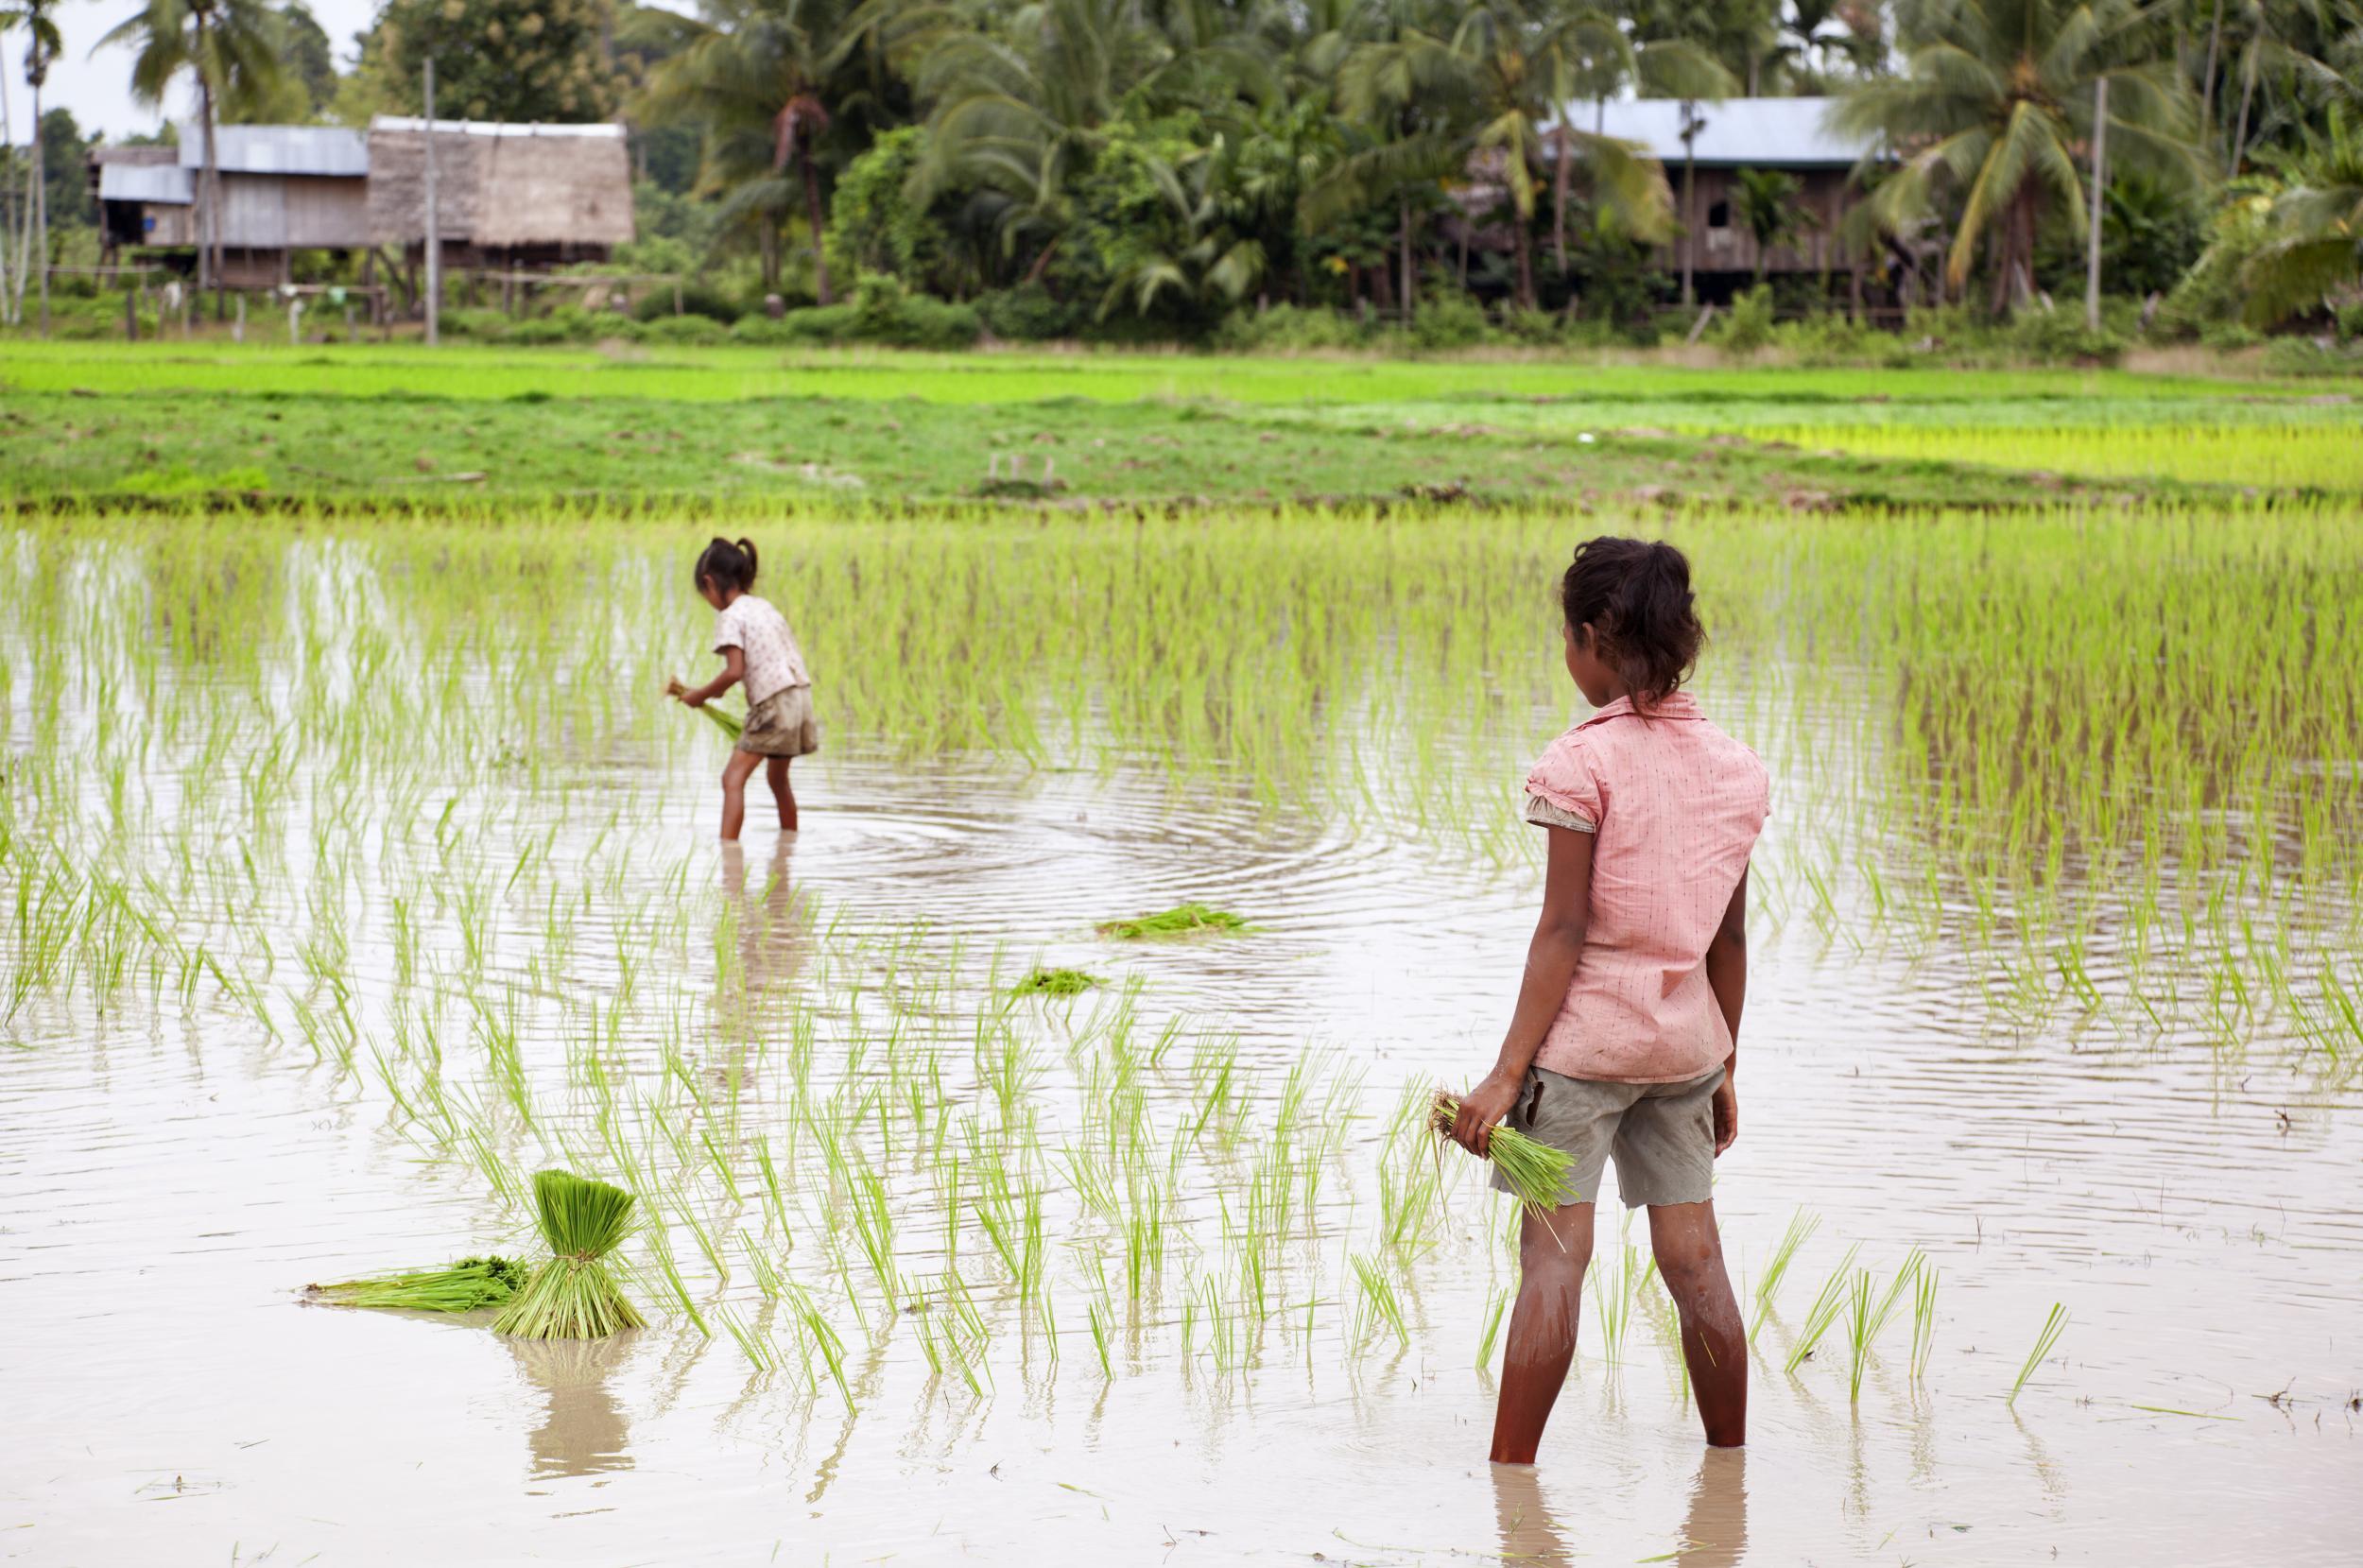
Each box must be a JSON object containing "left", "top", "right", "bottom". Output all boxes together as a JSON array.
[{"left": 4, "top": 505, "right": 2360, "bottom": 1565}]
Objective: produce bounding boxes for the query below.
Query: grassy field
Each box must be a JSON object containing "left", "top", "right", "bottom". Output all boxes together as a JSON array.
[{"left": 4, "top": 341, "right": 2354, "bottom": 507}]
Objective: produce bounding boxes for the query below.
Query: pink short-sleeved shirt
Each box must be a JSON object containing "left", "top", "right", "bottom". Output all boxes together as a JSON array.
[
  {"left": 714, "top": 594, "right": 811, "bottom": 707},
  {"left": 1522, "top": 690, "right": 1769, "bottom": 1083}
]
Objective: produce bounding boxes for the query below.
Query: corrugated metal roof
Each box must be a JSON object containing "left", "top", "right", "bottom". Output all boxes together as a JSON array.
[
  {"left": 99, "top": 162, "right": 195, "bottom": 204},
  {"left": 371, "top": 116, "right": 624, "bottom": 141},
  {"left": 1556, "top": 97, "right": 1870, "bottom": 167},
  {"left": 177, "top": 124, "right": 370, "bottom": 177}
]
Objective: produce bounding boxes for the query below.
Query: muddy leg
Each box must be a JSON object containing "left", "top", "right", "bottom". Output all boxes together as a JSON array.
[
  {"left": 719, "top": 750, "right": 762, "bottom": 841},
  {"left": 765, "top": 755, "right": 797, "bottom": 832},
  {"left": 1647, "top": 1200, "right": 1747, "bottom": 1447},
  {"left": 1490, "top": 1202, "right": 1595, "bottom": 1464}
]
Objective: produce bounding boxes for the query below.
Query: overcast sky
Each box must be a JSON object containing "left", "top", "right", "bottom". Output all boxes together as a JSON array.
[
  {"left": 16, "top": 0, "right": 691, "bottom": 144},
  {"left": 19, "top": 0, "right": 372, "bottom": 142}
]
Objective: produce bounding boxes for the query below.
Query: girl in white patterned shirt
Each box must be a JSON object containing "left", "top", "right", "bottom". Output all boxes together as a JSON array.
[{"left": 674, "top": 537, "right": 819, "bottom": 840}]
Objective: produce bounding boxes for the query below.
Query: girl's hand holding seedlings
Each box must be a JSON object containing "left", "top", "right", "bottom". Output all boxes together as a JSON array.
[
  {"left": 1712, "top": 1075, "right": 1738, "bottom": 1155},
  {"left": 1451, "top": 1067, "right": 1524, "bottom": 1158}
]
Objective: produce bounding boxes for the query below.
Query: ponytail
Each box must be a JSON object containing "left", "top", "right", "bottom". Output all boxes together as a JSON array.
[
  {"left": 1559, "top": 536, "right": 1704, "bottom": 704},
  {"left": 695, "top": 536, "right": 760, "bottom": 593}
]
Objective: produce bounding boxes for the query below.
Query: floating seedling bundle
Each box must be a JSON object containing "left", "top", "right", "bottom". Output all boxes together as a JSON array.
[
  {"left": 1095, "top": 904, "right": 1252, "bottom": 939},
  {"left": 1429, "top": 1091, "right": 1578, "bottom": 1215},
  {"left": 664, "top": 678, "right": 745, "bottom": 741},
  {"left": 492, "top": 1170, "right": 647, "bottom": 1340},
  {"left": 306, "top": 1255, "right": 528, "bottom": 1313}
]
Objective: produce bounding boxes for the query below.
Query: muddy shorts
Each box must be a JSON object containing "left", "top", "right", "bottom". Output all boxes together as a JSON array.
[
  {"left": 737, "top": 684, "right": 819, "bottom": 759},
  {"left": 1488, "top": 1064, "right": 1724, "bottom": 1210}
]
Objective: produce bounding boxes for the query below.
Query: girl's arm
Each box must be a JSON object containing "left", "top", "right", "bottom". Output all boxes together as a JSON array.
[
  {"left": 1702, "top": 865, "right": 1748, "bottom": 1155},
  {"left": 680, "top": 647, "right": 747, "bottom": 708},
  {"left": 1451, "top": 826, "right": 1595, "bottom": 1156}
]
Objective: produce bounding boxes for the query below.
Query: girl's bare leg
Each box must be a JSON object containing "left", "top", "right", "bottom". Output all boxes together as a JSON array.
[
  {"left": 1647, "top": 1200, "right": 1748, "bottom": 1447},
  {"left": 719, "top": 750, "right": 763, "bottom": 841},
  {"left": 765, "top": 756, "right": 798, "bottom": 831},
  {"left": 1490, "top": 1202, "right": 1595, "bottom": 1464}
]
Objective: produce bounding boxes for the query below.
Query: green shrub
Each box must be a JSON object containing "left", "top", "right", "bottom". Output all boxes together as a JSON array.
[
  {"left": 1406, "top": 292, "right": 1490, "bottom": 350},
  {"left": 440, "top": 307, "right": 511, "bottom": 342},
  {"left": 2007, "top": 307, "right": 2127, "bottom": 366},
  {"left": 633, "top": 282, "right": 738, "bottom": 324},
  {"left": 1713, "top": 284, "right": 1776, "bottom": 356},
  {"left": 2260, "top": 336, "right": 2360, "bottom": 377},
  {"left": 639, "top": 313, "right": 728, "bottom": 345},
  {"left": 1496, "top": 305, "right": 1566, "bottom": 346},
  {"left": 1213, "top": 303, "right": 1369, "bottom": 351},
  {"left": 976, "top": 284, "right": 1082, "bottom": 341},
  {"left": 2198, "top": 319, "right": 2264, "bottom": 352},
  {"left": 2336, "top": 302, "right": 2363, "bottom": 343},
  {"left": 730, "top": 314, "right": 798, "bottom": 345},
  {"left": 1773, "top": 312, "right": 1885, "bottom": 366},
  {"left": 777, "top": 283, "right": 982, "bottom": 349}
]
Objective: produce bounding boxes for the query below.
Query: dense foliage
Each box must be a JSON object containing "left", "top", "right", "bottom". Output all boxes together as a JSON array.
[{"left": 17, "top": 0, "right": 2363, "bottom": 343}]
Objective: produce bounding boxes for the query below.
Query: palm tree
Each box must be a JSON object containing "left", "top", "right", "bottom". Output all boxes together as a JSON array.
[
  {"left": 639, "top": 0, "right": 912, "bottom": 302},
  {"left": 2239, "top": 105, "right": 2363, "bottom": 323},
  {"left": 1832, "top": 0, "right": 2201, "bottom": 310},
  {"left": 1729, "top": 164, "right": 1816, "bottom": 278},
  {"left": 907, "top": 0, "right": 1204, "bottom": 285},
  {"left": 98, "top": 0, "right": 283, "bottom": 319},
  {"left": 2, "top": 0, "right": 62, "bottom": 329},
  {"left": 1327, "top": 0, "right": 1689, "bottom": 308}
]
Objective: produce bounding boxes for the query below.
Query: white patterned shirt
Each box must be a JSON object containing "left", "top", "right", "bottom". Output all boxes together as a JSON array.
[{"left": 714, "top": 594, "right": 810, "bottom": 706}]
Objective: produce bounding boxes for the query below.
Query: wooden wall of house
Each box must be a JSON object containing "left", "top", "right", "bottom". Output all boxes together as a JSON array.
[
  {"left": 1666, "top": 166, "right": 1861, "bottom": 278},
  {"left": 216, "top": 174, "right": 371, "bottom": 250}
]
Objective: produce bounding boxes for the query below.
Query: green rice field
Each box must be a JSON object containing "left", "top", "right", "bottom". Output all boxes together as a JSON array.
[{"left": 3, "top": 345, "right": 2359, "bottom": 1564}]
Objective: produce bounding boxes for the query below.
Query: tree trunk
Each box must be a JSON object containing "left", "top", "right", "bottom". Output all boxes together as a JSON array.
[
  {"left": 1398, "top": 198, "right": 1415, "bottom": 321},
  {"left": 2085, "top": 77, "right": 2109, "bottom": 332},
  {"left": 1513, "top": 216, "right": 1535, "bottom": 309},
  {"left": 1680, "top": 107, "right": 1698, "bottom": 309},
  {"left": 30, "top": 76, "right": 46, "bottom": 336},
  {"left": 3, "top": 61, "right": 22, "bottom": 324},
  {"left": 799, "top": 148, "right": 832, "bottom": 305},
  {"left": 2228, "top": 57, "right": 2255, "bottom": 176},
  {"left": 2199, "top": 0, "right": 2224, "bottom": 155},
  {"left": 198, "top": 22, "right": 226, "bottom": 322},
  {"left": 760, "top": 216, "right": 779, "bottom": 292},
  {"left": 1550, "top": 127, "right": 1572, "bottom": 274}
]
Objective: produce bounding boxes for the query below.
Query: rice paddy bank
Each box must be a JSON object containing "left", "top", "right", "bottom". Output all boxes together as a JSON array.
[{"left": 4, "top": 340, "right": 2354, "bottom": 508}]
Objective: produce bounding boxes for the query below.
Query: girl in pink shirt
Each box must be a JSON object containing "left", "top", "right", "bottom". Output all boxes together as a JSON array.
[{"left": 1451, "top": 536, "right": 1768, "bottom": 1460}]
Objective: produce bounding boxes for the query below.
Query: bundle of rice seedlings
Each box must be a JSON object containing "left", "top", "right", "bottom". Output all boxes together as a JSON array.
[
  {"left": 1428, "top": 1090, "right": 1578, "bottom": 1215},
  {"left": 1011, "top": 965, "right": 1099, "bottom": 996},
  {"left": 664, "top": 678, "right": 745, "bottom": 741},
  {"left": 306, "top": 1255, "right": 527, "bottom": 1314},
  {"left": 492, "top": 1170, "right": 647, "bottom": 1340},
  {"left": 1095, "top": 904, "right": 1253, "bottom": 939}
]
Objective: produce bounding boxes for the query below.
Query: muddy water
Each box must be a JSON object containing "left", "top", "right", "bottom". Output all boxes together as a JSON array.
[{"left": 7, "top": 732, "right": 2359, "bottom": 1568}]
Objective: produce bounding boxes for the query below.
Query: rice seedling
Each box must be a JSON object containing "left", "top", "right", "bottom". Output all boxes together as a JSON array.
[
  {"left": 663, "top": 678, "right": 745, "bottom": 740},
  {"left": 1475, "top": 1284, "right": 1509, "bottom": 1371},
  {"left": 492, "top": 1170, "right": 648, "bottom": 1340},
  {"left": 1748, "top": 1209, "right": 1819, "bottom": 1341},
  {"left": 1426, "top": 1091, "right": 1577, "bottom": 1217},
  {"left": 305, "top": 1255, "right": 527, "bottom": 1314},
  {"left": 2009, "top": 1303, "right": 2071, "bottom": 1406},
  {"left": 1783, "top": 1247, "right": 1861, "bottom": 1374},
  {"left": 1910, "top": 1266, "right": 1940, "bottom": 1382},
  {"left": 1095, "top": 905, "right": 1254, "bottom": 939}
]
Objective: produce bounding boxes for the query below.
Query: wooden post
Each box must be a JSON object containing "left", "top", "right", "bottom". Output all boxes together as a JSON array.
[
  {"left": 2086, "top": 77, "right": 2110, "bottom": 333},
  {"left": 125, "top": 287, "right": 140, "bottom": 342},
  {"left": 424, "top": 60, "right": 441, "bottom": 346}
]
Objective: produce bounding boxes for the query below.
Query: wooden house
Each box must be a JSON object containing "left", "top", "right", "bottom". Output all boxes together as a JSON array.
[{"left": 1565, "top": 97, "right": 1874, "bottom": 291}]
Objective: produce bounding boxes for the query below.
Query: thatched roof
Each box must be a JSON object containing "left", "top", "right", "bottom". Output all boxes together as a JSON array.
[{"left": 367, "top": 118, "right": 633, "bottom": 248}]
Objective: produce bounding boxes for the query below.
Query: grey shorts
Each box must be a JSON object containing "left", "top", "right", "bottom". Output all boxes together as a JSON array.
[
  {"left": 737, "top": 684, "right": 819, "bottom": 759},
  {"left": 1488, "top": 1064, "right": 1724, "bottom": 1210}
]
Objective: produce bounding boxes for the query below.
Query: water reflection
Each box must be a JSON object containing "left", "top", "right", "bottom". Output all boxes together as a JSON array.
[
  {"left": 508, "top": 1333, "right": 639, "bottom": 1479},
  {"left": 1490, "top": 1463, "right": 1575, "bottom": 1567},
  {"left": 719, "top": 838, "right": 804, "bottom": 1008},
  {"left": 1677, "top": 1448, "right": 1748, "bottom": 1566}
]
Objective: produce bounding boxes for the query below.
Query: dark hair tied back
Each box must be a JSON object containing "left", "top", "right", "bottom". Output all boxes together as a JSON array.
[
  {"left": 1560, "top": 535, "right": 1704, "bottom": 704},
  {"left": 696, "top": 536, "right": 760, "bottom": 593}
]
